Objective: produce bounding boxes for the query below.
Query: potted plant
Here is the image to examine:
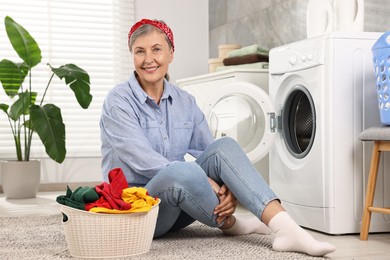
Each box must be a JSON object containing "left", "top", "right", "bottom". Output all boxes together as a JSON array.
[{"left": 0, "top": 16, "right": 92, "bottom": 199}]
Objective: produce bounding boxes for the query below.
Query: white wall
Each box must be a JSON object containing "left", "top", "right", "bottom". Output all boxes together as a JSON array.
[
  {"left": 37, "top": 1, "right": 209, "bottom": 184},
  {"left": 134, "top": 0, "right": 209, "bottom": 83}
]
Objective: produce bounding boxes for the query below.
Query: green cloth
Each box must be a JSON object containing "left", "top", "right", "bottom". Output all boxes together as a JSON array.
[
  {"left": 226, "top": 44, "right": 269, "bottom": 58},
  {"left": 216, "top": 62, "right": 269, "bottom": 72},
  {"left": 56, "top": 185, "right": 100, "bottom": 210}
]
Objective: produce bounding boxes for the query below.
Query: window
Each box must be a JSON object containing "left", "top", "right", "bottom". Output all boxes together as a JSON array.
[{"left": 0, "top": 0, "right": 134, "bottom": 159}]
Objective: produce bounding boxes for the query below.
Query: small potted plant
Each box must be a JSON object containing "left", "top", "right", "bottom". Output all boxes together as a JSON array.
[{"left": 0, "top": 16, "right": 92, "bottom": 199}]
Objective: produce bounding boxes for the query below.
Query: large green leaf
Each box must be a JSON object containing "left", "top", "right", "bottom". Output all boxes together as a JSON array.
[
  {"left": 0, "top": 103, "right": 9, "bottom": 114},
  {"left": 4, "top": 16, "right": 41, "bottom": 68},
  {"left": 50, "top": 64, "right": 92, "bottom": 109},
  {"left": 9, "top": 91, "right": 37, "bottom": 121},
  {"left": 0, "top": 59, "right": 28, "bottom": 97},
  {"left": 30, "top": 104, "right": 66, "bottom": 163}
]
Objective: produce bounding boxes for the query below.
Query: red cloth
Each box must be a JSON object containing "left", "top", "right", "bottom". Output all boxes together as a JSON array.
[{"left": 85, "top": 168, "right": 131, "bottom": 211}]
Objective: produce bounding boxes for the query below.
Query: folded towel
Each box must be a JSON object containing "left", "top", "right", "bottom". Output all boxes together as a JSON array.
[
  {"left": 223, "top": 53, "right": 269, "bottom": 66},
  {"left": 216, "top": 62, "right": 269, "bottom": 72},
  {"left": 227, "top": 44, "right": 269, "bottom": 58}
]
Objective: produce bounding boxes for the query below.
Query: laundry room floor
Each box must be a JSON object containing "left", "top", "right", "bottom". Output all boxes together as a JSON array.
[{"left": 0, "top": 192, "right": 389, "bottom": 259}]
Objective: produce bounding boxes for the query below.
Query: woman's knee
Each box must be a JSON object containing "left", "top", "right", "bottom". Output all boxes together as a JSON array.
[
  {"left": 158, "top": 161, "right": 207, "bottom": 188},
  {"left": 213, "top": 136, "right": 237, "bottom": 147},
  {"left": 213, "top": 137, "right": 241, "bottom": 152}
]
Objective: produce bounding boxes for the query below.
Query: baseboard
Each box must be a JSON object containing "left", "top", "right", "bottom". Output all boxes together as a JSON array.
[{"left": 0, "top": 182, "right": 101, "bottom": 194}]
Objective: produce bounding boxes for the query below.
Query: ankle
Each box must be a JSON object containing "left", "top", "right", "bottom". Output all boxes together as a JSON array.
[{"left": 220, "top": 215, "right": 236, "bottom": 230}]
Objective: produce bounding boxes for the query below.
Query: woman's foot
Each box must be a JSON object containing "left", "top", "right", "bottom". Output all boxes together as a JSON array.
[
  {"left": 268, "top": 211, "right": 336, "bottom": 256},
  {"left": 220, "top": 215, "right": 272, "bottom": 235}
]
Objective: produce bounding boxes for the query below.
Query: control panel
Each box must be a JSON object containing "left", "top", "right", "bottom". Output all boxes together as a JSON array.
[{"left": 269, "top": 36, "right": 325, "bottom": 74}]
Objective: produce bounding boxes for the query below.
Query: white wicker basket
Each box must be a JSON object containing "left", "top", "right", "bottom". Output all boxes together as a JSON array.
[{"left": 60, "top": 199, "right": 160, "bottom": 259}]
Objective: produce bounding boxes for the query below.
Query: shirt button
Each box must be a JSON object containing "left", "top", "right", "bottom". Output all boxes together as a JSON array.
[
  {"left": 163, "top": 137, "right": 167, "bottom": 140},
  {"left": 160, "top": 121, "right": 163, "bottom": 125}
]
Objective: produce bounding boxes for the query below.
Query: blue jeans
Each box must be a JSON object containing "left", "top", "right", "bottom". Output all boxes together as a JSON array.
[{"left": 145, "top": 137, "right": 278, "bottom": 238}]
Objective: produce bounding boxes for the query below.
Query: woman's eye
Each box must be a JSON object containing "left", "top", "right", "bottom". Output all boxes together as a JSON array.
[
  {"left": 135, "top": 50, "right": 145, "bottom": 55},
  {"left": 153, "top": 48, "right": 161, "bottom": 52}
]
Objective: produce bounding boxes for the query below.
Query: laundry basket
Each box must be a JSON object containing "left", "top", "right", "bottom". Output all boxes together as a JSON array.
[
  {"left": 60, "top": 199, "right": 160, "bottom": 259},
  {"left": 372, "top": 31, "right": 390, "bottom": 125}
]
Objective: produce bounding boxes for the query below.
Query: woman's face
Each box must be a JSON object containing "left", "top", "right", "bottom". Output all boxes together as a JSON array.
[{"left": 131, "top": 29, "right": 173, "bottom": 88}]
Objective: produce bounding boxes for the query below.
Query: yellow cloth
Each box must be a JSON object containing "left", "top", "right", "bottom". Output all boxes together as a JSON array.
[{"left": 89, "top": 187, "right": 158, "bottom": 214}]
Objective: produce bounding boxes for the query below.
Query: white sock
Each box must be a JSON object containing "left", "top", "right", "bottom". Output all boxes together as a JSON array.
[
  {"left": 221, "top": 215, "right": 272, "bottom": 236},
  {"left": 268, "top": 211, "right": 336, "bottom": 256}
]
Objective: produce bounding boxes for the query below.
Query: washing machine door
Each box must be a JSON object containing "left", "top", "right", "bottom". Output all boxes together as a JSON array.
[
  {"left": 279, "top": 85, "right": 316, "bottom": 158},
  {"left": 202, "top": 81, "right": 276, "bottom": 163}
]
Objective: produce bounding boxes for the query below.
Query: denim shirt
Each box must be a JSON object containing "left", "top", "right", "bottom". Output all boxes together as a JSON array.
[{"left": 100, "top": 73, "right": 214, "bottom": 184}]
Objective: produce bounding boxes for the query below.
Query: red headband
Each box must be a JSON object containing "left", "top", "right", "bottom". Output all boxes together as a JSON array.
[{"left": 128, "top": 19, "right": 175, "bottom": 51}]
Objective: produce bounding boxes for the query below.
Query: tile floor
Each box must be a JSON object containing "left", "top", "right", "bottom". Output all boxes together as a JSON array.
[{"left": 1, "top": 192, "right": 390, "bottom": 259}]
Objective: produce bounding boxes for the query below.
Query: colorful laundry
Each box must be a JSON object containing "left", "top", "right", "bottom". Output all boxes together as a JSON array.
[
  {"left": 89, "top": 187, "right": 159, "bottom": 214},
  {"left": 57, "top": 167, "right": 158, "bottom": 214}
]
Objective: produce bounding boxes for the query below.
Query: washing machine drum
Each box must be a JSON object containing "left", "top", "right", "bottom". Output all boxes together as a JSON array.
[
  {"left": 282, "top": 86, "right": 316, "bottom": 159},
  {"left": 202, "top": 81, "right": 276, "bottom": 164}
]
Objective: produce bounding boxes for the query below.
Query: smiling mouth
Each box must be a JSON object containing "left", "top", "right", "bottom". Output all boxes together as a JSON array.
[{"left": 143, "top": 66, "right": 159, "bottom": 72}]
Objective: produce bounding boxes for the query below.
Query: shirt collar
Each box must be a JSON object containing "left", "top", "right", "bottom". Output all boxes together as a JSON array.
[{"left": 128, "top": 72, "right": 173, "bottom": 105}]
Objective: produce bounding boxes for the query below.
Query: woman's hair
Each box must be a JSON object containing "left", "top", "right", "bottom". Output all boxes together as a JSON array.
[{"left": 128, "top": 21, "right": 173, "bottom": 53}]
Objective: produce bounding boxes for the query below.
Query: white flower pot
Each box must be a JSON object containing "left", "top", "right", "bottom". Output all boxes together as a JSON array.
[{"left": 0, "top": 160, "right": 41, "bottom": 199}]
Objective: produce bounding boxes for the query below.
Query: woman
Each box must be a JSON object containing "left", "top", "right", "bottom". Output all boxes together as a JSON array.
[{"left": 100, "top": 18, "right": 335, "bottom": 257}]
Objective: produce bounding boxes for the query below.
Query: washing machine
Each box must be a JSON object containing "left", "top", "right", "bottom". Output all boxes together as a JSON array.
[
  {"left": 269, "top": 31, "right": 390, "bottom": 234},
  {"left": 176, "top": 68, "right": 273, "bottom": 183}
]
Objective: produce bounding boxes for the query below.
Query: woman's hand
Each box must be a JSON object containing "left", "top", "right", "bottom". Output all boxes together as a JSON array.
[
  {"left": 215, "top": 185, "right": 237, "bottom": 224},
  {"left": 208, "top": 178, "right": 238, "bottom": 224}
]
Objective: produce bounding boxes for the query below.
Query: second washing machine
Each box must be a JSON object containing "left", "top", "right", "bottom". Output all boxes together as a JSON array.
[{"left": 269, "top": 32, "right": 390, "bottom": 234}]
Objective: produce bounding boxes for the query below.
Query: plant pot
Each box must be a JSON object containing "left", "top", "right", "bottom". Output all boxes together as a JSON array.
[{"left": 0, "top": 160, "right": 41, "bottom": 199}]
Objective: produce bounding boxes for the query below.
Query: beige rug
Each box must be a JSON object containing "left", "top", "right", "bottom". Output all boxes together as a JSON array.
[{"left": 0, "top": 214, "right": 326, "bottom": 259}]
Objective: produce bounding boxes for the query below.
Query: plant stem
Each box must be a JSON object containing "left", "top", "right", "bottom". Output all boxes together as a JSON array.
[
  {"left": 40, "top": 72, "right": 54, "bottom": 106},
  {"left": 14, "top": 132, "right": 22, "bottom": 161},
  {"left": 25, "top": 70, "right": 34, "bottom": 161},
  {"left": 7, "top": 115, "right": 22, "bottom": 161},
  {"left": 26, "top": 122, "right": 34, "bottom": 161},
  {"left": 17, "top": 77, "right": 27, "bottom": 161}
]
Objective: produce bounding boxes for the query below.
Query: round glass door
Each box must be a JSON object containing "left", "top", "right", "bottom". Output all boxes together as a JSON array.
[
  {"left": 208, "top": 94, "right": 265, "bottom": 154},
  {"left": 203, "top": 81, "right": 276, "bottom": 163},
  {"left": 282, "top": 85, "right": 316, "bottom": 159}
]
